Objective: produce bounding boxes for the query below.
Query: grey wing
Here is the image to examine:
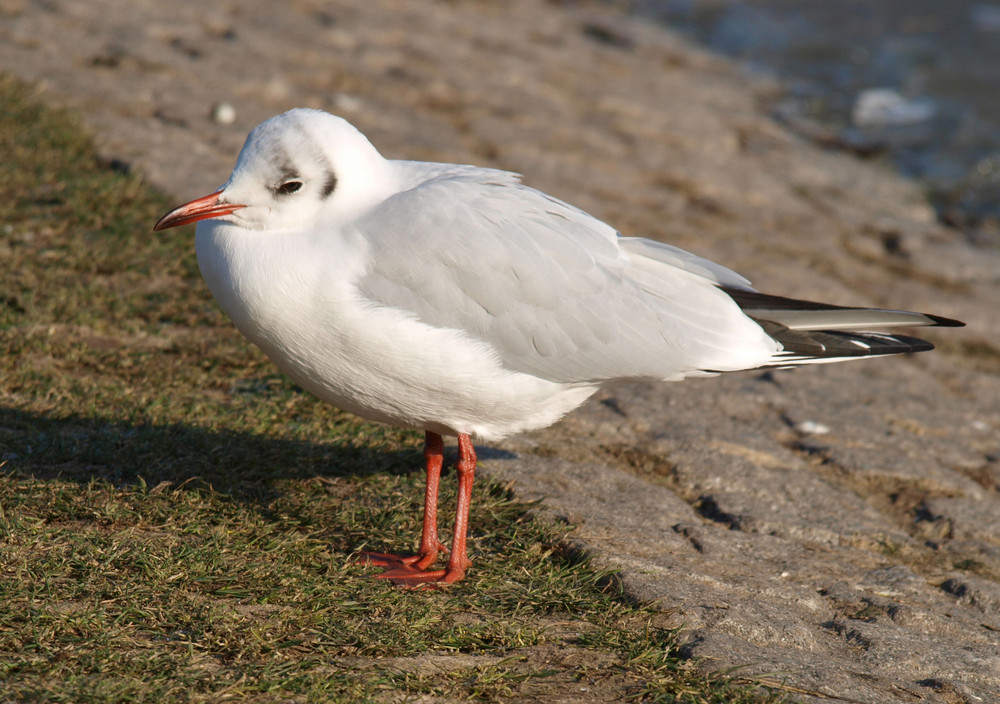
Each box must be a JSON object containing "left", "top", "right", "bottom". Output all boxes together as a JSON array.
[
  {"left": 355, "top": 172, "right": 777, "bottom": 383},
  {"left": 616, "top": 237, "right": 754, "bottom": 291}
]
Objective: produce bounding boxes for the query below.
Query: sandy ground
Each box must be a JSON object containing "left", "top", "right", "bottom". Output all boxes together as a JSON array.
[{"left": 3, "top": 1, "right": 1000, "bottom": 701}]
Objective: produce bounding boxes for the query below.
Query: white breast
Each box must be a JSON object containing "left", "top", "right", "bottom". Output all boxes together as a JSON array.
[{"left": 195, "top": 220, "right": 596, "bottom": 440}]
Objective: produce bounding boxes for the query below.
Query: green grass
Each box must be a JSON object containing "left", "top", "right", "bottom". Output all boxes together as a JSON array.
[{"left": 0, "top": 72, "right": 784, "bottom": 703}]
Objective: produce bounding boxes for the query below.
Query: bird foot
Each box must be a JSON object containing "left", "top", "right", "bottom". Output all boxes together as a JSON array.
[
  {"left": 375, "top": 564, "right": 466, "bottom": 589},
  {"left": 355, "top": 551, "right": 426, "bottom": 569},
  {"left": 355, "top": 548, "right": 467, "bottom": 588},
  {"left": 355, "top": 541, "right": 448, "bottom": 571}
]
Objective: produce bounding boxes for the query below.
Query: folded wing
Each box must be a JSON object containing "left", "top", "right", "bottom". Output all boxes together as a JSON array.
[{"left": 355, "top": 168, "right": 778, "bottom": 383}]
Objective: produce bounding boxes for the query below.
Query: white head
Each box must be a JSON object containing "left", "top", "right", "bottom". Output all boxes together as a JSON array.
[{"left": 154, "top": 109, "right": 395, "bottom": 233}]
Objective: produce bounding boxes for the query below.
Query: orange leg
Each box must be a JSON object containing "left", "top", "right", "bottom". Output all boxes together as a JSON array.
[
  {"left": 371, "top": 433, "right": 477, "bottom": 587},
  {"left": 357, "top": 431, "right": 449, "bottom": 570}
]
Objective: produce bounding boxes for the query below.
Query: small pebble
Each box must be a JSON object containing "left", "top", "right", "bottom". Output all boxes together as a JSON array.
[
  {"left": 852, "top": 88, "right": 934, "bottom": 128},
  {"left": 795, "top": 420, "right": 830, "bottom": 435},
  {"left": 212, "top": 102, "right": 237, "bottom": 125}
]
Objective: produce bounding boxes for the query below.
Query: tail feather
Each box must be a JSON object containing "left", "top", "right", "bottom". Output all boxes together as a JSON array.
[{"left": 720, "top": 287, "right": 963, "bottom": 366}]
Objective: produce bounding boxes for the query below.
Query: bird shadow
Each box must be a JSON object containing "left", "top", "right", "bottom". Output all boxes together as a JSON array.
[
  {"left": 0, "top": 405, "right": 517, "bottom": 505},
  {"left": 1, "top": 405, "right": 416, "bottom": 504},
  {"left": 1, "top": 405, "right": 524, "bottom": 564}
]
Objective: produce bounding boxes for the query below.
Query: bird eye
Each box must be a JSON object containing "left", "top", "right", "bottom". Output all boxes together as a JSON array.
[{"left": 277, "top": 180, "right": 302, "bottom": 195}]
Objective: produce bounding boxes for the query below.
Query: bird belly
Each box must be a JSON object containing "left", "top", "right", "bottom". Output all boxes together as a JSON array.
[
  {"left": 196, "top": 226, "right": 594, "bottom": 440},
  {"left": 252, "top": 299, "right": 597, "bottom": 441}
]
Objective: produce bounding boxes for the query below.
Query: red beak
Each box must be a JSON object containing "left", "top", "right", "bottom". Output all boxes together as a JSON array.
[{"left": 153, "top": 190, "right": 246, "bottom": 231}]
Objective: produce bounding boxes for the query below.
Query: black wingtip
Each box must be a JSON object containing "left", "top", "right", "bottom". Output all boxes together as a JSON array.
[
  {"left": 892, "top": 334, "right": 935, "bottom": 353},
  {"left": 720, "top": 286, "right": 965, "bottom": 328},
  {"left": 925, "top": 313, "right": 965, "bottom": 328}
]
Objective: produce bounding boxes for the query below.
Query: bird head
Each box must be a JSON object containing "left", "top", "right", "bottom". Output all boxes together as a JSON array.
[{"left": 154, "top": 108, "right": 393, "bottom": 233}]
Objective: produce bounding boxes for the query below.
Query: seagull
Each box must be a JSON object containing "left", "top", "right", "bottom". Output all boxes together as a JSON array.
[{"left": 154, "top": 108, "right": 963, "bottom": 587}]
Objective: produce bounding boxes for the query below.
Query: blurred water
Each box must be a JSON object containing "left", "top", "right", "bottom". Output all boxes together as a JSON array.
[{"left": 636, "top": 0, "right": 1000, "bottom": 241}]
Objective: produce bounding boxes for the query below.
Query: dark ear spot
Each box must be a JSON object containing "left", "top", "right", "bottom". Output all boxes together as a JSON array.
[{"left": 320, "top": 171, "right": 338, "bottom": 199}]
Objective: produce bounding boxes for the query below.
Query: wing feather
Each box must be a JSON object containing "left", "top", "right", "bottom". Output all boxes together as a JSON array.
[{"left": 354, "top": 165, "right": 778, "bottom": 383}]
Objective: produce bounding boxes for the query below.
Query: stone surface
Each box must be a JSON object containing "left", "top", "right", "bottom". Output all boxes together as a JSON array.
[{"left": 2, "top": 1, "right": 999, "bottom": 702}]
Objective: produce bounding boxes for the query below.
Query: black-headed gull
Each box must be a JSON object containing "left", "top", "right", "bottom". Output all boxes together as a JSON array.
[{"left": 154, "top": 108, "right": 963, "bottom": 586}]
